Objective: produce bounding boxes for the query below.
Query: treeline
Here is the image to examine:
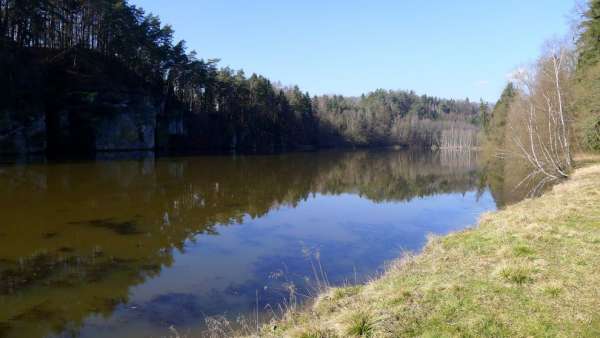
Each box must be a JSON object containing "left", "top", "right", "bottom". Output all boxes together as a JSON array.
[
  {"left": 483, "top": 0, "right": 600, "bottom": 185},
  {"left": 314, "top": 90, "right": 481, "bottom": 147},
  {"left": 0, "top": 0, "right": 482, "bottom": 155}
]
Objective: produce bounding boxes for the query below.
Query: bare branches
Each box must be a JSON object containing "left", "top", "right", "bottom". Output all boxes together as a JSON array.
[
  {"left": 439, "top": 124, "right": 478, "bottom": 149},
  {"left": 508, "top": 41, "right": 574, "bottom": 180}
]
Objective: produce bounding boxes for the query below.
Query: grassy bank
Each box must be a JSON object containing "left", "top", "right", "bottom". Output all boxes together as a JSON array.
[{"left": 257, "top": 161, "right": 600, "bottom": 337}]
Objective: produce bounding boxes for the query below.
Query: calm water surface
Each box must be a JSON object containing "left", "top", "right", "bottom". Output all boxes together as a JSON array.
[{"left": 0, "top": 150, "right": 500, "bottom": 338}]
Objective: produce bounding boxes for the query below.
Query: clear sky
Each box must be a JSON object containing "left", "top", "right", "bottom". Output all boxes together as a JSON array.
[{"left": 131, "top": 0, "right": 574, "bottom": 102}]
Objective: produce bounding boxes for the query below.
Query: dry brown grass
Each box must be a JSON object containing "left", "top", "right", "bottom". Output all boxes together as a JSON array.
[{"left": 574, "top": 152, "right": 600, "bottom": 168}]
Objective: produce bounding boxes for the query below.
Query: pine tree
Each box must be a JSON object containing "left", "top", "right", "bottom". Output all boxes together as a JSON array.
[
  {"left": 479, "top": 99, "right": 490, "bottom": 131},
  {"left": 577, "top": 0, "right": 600, "bottom": 69},
  {"left": 485, "top": 83, "right": 515, "bottom": 148},
  {"left": 573, "top": 0, "right": 600, "bottom": 152}
]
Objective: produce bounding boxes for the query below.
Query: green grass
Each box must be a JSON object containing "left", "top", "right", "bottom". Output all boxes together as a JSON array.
[
  {"left": 512, "top": 245, "right": 535, "bottom": 257},
  {"left": 346, "top": 312, "right": 374, "bottom": 337},
  {"left": 255, "top": 162, "right": 600, "bottom": 337},
  {"left": 499, "top": 265, "right": 534, "bottom": 285},
  {"left": 331, "top": 286, "right": 362, "bottom": 300},
  {"left": 297, "top": 328, "right": 338, "bottom": 338}
]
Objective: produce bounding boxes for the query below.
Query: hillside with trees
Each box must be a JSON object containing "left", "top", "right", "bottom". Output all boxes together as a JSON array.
[
  {"left": 0, "top": 0, "right": 482, "bottom": 156},
  {"left": 314, "top": 90, "right": 480, "bottom": 148}
]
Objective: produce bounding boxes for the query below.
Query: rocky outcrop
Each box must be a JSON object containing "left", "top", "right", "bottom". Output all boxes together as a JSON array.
[
  {"left": 0, "top": 110, "right": 46, "bottom": 155},
  {"left": 44, "top": 91, "right": 161, "bottom": 155},
  {"left": 1, "top": 92, "right": 165, "bottom": 156},
  {"left": 156, "top": 108, "right": 186, "bottom": 150},
  {"left": 95, "top": 108, "right": 156, "bottom": 151},
  {"left": 90, "top": 94, "right": 158, "bottom": 151},
  {"left": 0, "top": 48, "right": 168, "bottom": 157}
]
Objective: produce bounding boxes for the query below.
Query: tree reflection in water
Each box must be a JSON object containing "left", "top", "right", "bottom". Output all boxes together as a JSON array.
[{"left": 0, "top": 149, "right": 510, "bottom": 338}]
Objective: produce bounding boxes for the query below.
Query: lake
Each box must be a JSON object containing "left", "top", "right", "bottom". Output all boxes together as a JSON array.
[{"left": 0, "top": 149, "right": 501, "bottom": 338}]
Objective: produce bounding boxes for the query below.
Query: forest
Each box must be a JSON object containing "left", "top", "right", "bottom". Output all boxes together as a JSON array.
[{"left": 0, "top": 0, "right": 483, "bottom": 156}]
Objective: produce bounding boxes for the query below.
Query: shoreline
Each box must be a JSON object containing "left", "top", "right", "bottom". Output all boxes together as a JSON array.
[{"left": 255, "top": 158, "right": 600, "bottom": 337}]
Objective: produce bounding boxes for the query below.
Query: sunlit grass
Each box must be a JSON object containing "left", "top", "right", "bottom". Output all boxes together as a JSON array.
[
  {"left": 499, "top": 265, "right": 534, "bottom": 285},
  {"left": 297, "top": 328, "right": 338, "bottom": 338},
  {"left": 346, "top": 312, "right": 374, "bottom": 337},
  {"left": 331, "top": 286, "right": 361, "bottom": 301},
  {"left": 255, "top": 161, "right": 600, "bottom": 337}
]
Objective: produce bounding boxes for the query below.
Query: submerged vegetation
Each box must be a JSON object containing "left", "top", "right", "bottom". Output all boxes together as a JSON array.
[
  {"left": 258, "top": 161, "right": 600, "bottom": 337},
  {"left": 0, "top": 150, "right": 492, "bottom": 338}
]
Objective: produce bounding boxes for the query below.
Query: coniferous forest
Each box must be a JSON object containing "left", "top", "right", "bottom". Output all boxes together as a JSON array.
[{"left": 0, "top": 0, "right": 483, "bottom": 156}]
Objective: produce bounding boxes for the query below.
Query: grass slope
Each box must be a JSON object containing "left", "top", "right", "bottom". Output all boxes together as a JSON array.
[{"left": 260, "top": 162, "right": 600, "bottom": 337}]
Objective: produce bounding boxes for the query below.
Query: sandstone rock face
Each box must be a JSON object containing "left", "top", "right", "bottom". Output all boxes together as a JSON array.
[
  {"left": 0, "top": 111, "right": 46, "bottom": 155},
  {"left": 156, "top": 109, "right": 186, "bottom": 150},
  {"left": 0, "top": 93, "right": 162, "bottom": 156},
  {"left": 1, "top": 48, "right": 166, "bottom": 156},
  {"left": 94, "top": 95, "right": 158, "bottom": 151},
  {"left": 43, "top": 91, "right": 162, "bottom": 155}
]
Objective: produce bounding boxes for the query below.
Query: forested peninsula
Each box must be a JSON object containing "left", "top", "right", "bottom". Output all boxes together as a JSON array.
[{"left": 0, "top": 0, "right": 483, "bottom": 157}]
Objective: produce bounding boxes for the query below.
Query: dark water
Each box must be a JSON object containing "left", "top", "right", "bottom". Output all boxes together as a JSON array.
[{"left": 0, "top": 149, "right": 500, "bottom": 338}]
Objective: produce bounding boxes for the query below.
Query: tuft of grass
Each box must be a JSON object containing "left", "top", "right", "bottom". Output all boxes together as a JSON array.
[
  {"left": 544, "top": 286, "right": 563, "bottom": 297},
  {"left": 513, "top": 245, "right": 535, "bottom": 257},
  {"left": 331, "top": 286, "right": 361, "bottom": 300},
  {"left": 346, "top": 312, "right": 374, "bottom": 337},
  {"left": 500, "top": 266, "right": 534, "bottom": 285},
  {"left": 298, "top": 328, "right": 338, "bottom": 338}
]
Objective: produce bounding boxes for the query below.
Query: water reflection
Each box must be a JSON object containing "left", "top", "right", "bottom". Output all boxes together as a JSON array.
[
  {"left": 0, "top": 150, "right": 496, "bottom": 338},
  {"left": 479, "top": 152, "right": 555, "bottom": 208}
]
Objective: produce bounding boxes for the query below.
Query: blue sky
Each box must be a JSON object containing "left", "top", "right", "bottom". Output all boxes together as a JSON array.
[{"left": 132, "top": 0, "right": 574, "bottom": 102}]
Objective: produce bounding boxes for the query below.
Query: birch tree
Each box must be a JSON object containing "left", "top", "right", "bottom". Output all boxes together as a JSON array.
[{"left": 509, "top": 41, "right": 575, "bottom": 181}]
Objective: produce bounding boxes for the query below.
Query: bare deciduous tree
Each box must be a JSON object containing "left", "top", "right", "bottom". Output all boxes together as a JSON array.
[
  {"left": 440, "top": 123, "right": 478, "bottom": 149},
  {"left": 508, "top": 40, "right": 575, "bottom": 182}
]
